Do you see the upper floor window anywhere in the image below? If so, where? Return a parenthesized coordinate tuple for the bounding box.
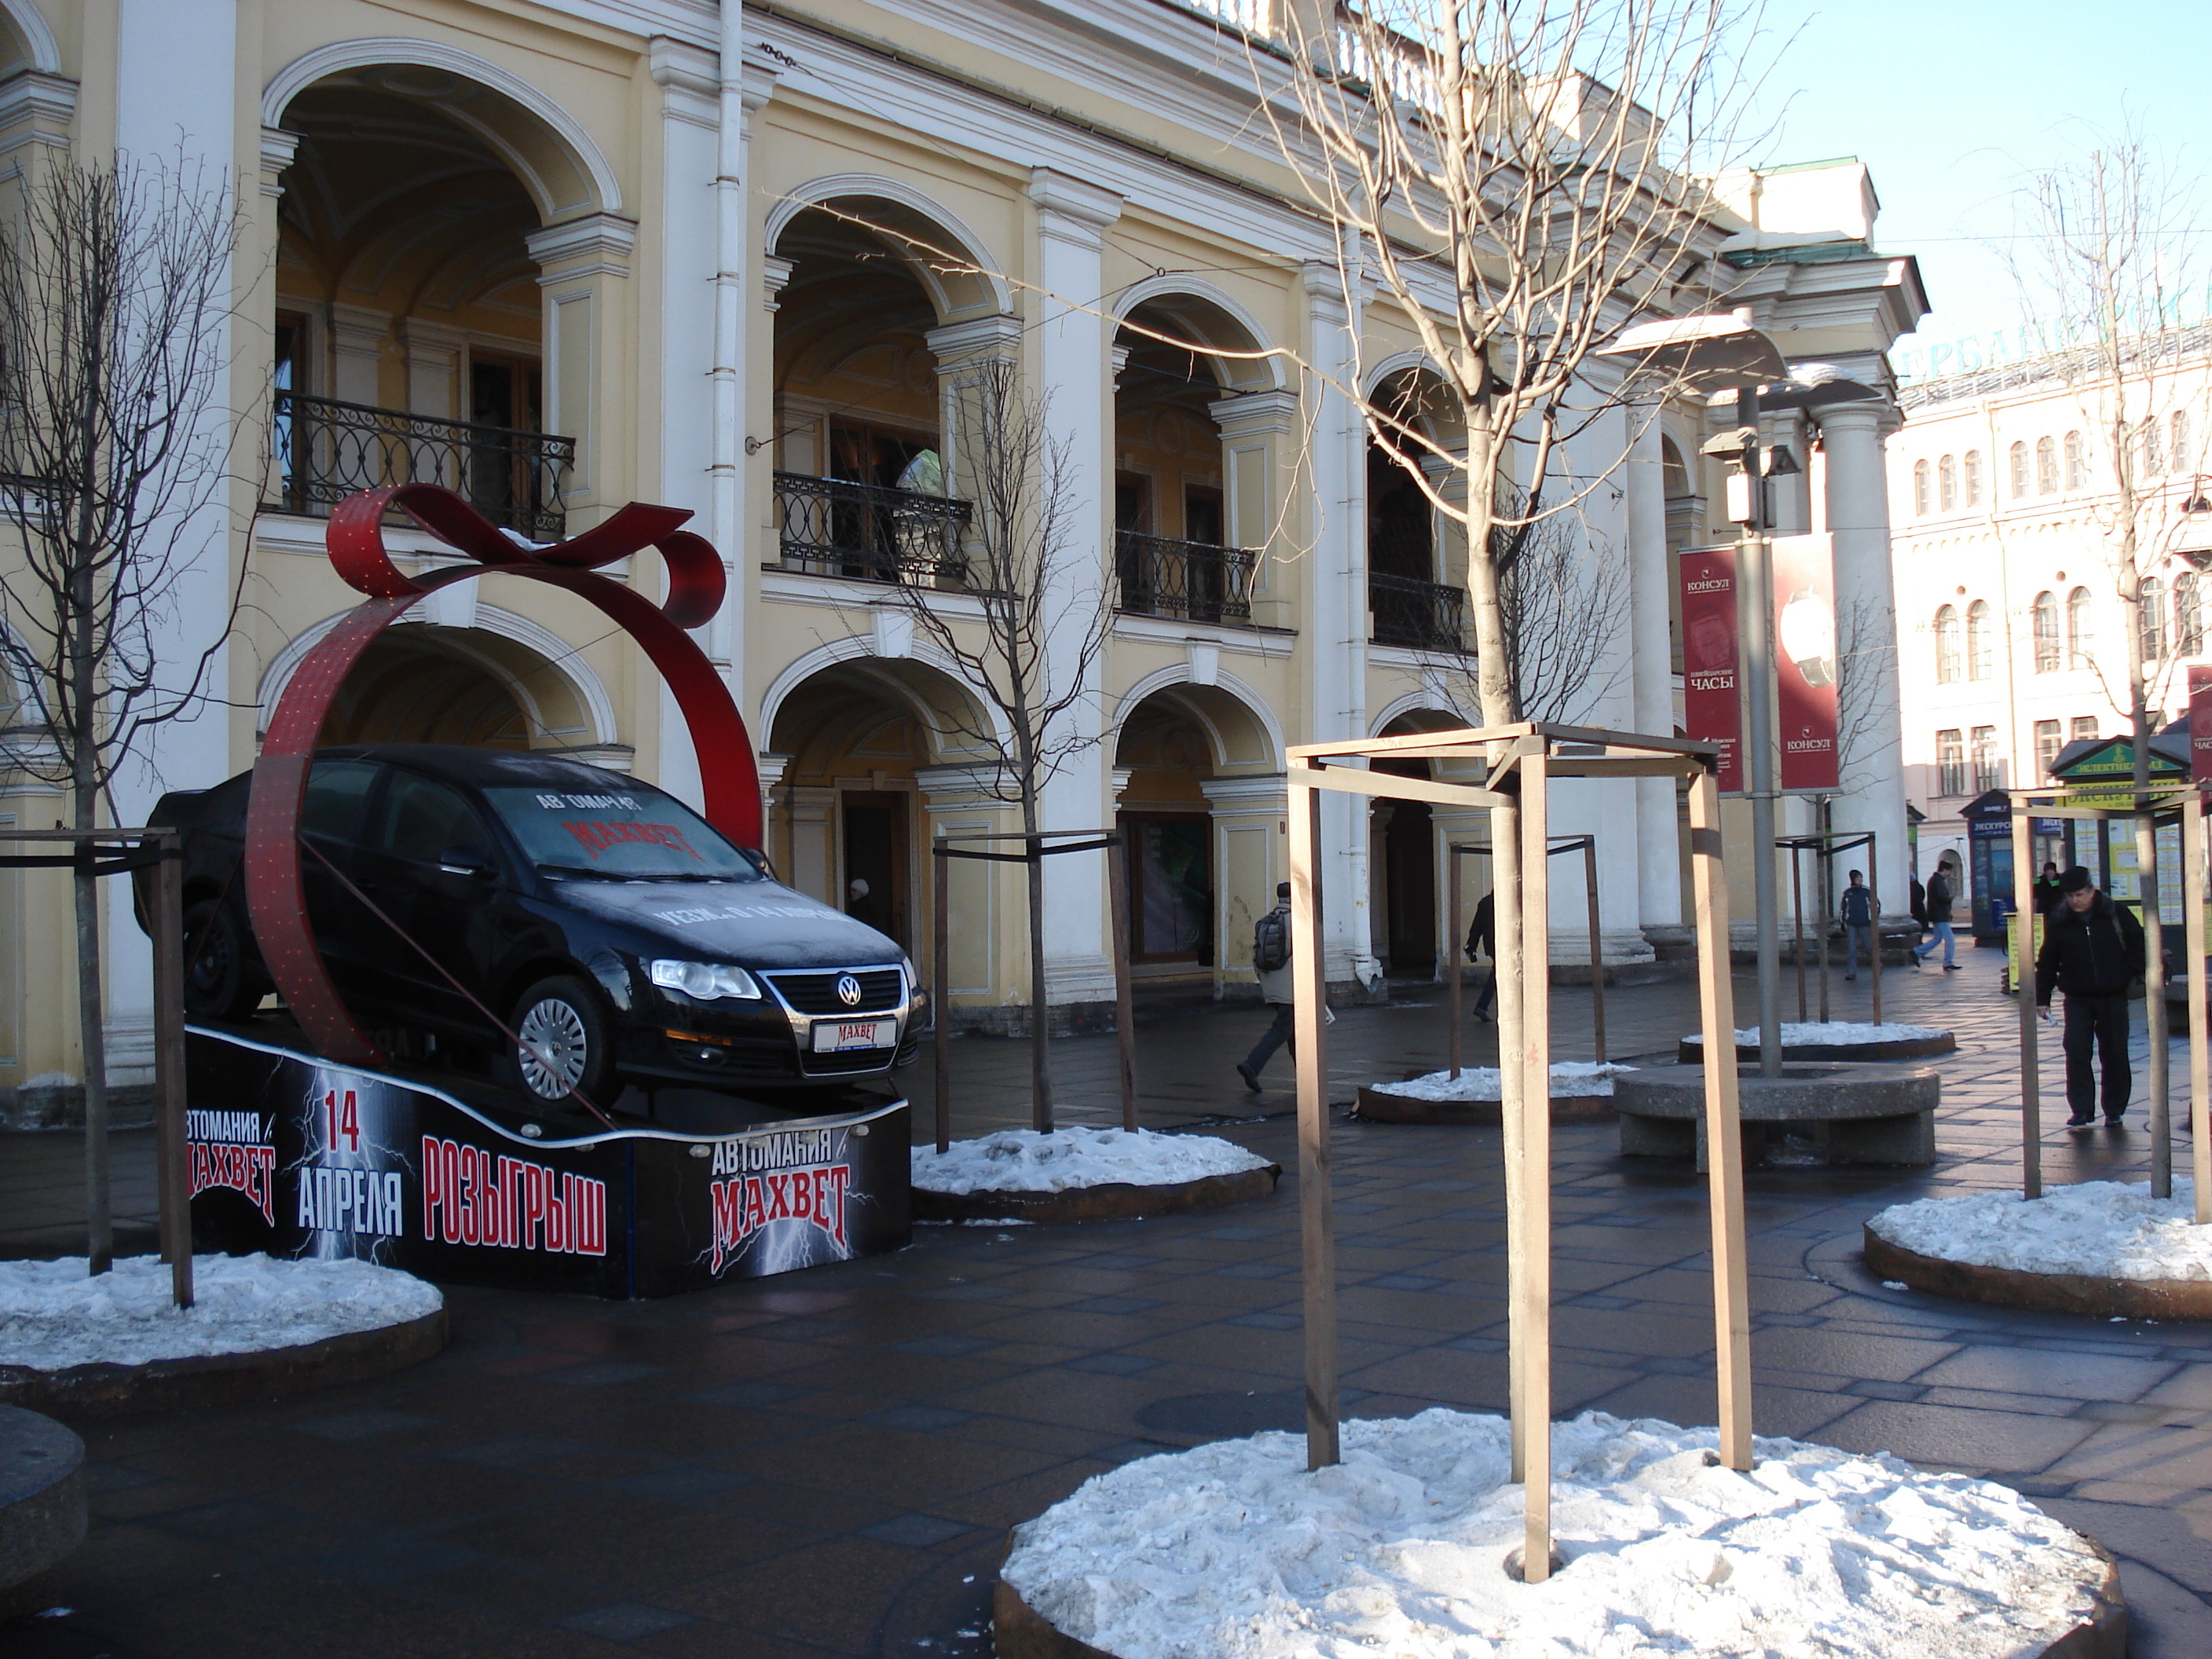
(1972, 724, 2001, 791)
(2034, 718, 2063, 778)
(2141, 417, 2165, 478)
(2174, 409, 2194, 475)
(1963, 449, 1983, 507)
(1912, 459, 1932, 516)
(1938, 454, 1958, 511)
(2067, 585, 2094, 667)
(2071, 714, 2099, 742)
(2031, 590, 2060, 672)
(1936, 728, 1966, 797)
(2036, 436, 2059, 493)
(2064, 430, 2089, 490)
(1966, 599, 1994, 680)
(2141, 575, 2169, 661)
(1934, 603, 1961, 683)
(2177, 570, 2203, 657)
(2009, 441, 2030, 499)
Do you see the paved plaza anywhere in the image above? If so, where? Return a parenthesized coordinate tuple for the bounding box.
(7, 949, 2212, 1657)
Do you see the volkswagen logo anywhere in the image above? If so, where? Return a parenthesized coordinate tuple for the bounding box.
(836, 972, 863, 1008)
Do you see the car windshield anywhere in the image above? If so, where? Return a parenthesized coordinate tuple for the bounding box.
(485, 786, 762, 881)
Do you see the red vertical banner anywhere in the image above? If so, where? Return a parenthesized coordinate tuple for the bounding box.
(1772, 532, 1840, 792)
(1680, 546, 1742, 794)
(2191, 665, 2212, 783)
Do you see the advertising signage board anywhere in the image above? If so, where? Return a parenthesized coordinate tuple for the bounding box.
(1679, 545, 1742, 793)
(1772, 533, 1840, 793)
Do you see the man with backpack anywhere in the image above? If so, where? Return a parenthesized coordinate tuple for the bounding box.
(1914, 860, 1960, 970)
(1837, 870, 1876, 980)
(2034, 866, 2148, 1126)
(1238, 883, 1297, 1090)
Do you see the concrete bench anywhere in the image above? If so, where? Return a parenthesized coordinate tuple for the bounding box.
(1613, 1062, 1940, 1170)
(0, 1406, 83, 1620)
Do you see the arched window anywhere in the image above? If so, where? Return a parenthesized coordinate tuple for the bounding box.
(2175, 410, 2194, 475)
(2067, 585, 2093, 666)
(1966, 599, 1994, 679)
(2036, 436, 2060, 494)
(2009, 441, 2030, 498)
(2141, 418, 2165, 478)
(2064, 430, 2088, 489)
(1934, 604, 1961, 683)
(2141, 576, 2168, 661)
(1963, 449, 1983, 507)
(1912, 459, 1931, 516)
(2176, 571, 2203, 657)
(2031, 590, 2060, 672)
(1938, 454, 1958, 510)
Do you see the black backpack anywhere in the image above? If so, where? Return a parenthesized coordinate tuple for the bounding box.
(1253, 908, 1291, 972)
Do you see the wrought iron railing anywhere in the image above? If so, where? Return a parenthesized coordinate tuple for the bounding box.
(266, 391, 573, 540)
(1370, 571, 1467, 650)
(1115, 531, 1257, 624)
(774, 471, 971, 584)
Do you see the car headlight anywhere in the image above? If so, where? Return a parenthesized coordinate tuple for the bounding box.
(649, 959, 762, 1001)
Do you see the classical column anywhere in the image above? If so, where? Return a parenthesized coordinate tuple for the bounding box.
(1201, 775, 1289, 994)
(328, 305, 388, 408)
(1817, 401, 1906, 917)
(400, 318, 466, 426)
(925, 314, 1025, 496)
(525, 212, 638, 515)
(1027, 168, 1123, 1009)
(1300, 263, 1380, 992)
(916, 764, 1020, 1019)
(1210, 390, 1301, 624)
(1624, 400, 1683, 931)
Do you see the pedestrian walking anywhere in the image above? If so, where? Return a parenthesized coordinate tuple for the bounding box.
(1465, 890, 1496, 1020)
(2032, 861, 2064, 917)
(1909, 875, 1928, 939)
(2034, 866, 2148, 1126)
(1914, 862, 1960, 970)
(1238, 882, 1303, 1090)
(1837, 870, 1875, 980)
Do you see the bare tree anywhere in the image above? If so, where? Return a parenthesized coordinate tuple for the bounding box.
(0, 155, 247, 1270)
(1251, 0, 1763, 727)
(1833, 591, 1895, 797)
(870, 359, 1115, 1130)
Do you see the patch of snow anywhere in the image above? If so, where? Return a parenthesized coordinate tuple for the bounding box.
(21, 1071, 77, 1089)
(1870, 1180, 2212, 1281)
(0, 1254, 442, 1371)
(1373, 1062, 1638, 1102)
(910, 1126, 1269, 1194)
(1684, 1022, 1946, 1046)
(1003, 1409, 2107, 1659)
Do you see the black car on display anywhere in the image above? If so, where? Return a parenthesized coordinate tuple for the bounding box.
(143, 745, 924, 1104)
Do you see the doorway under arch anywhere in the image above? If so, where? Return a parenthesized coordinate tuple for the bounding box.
(309, 624, 607, 755)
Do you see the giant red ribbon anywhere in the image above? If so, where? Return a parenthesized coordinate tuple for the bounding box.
(245, 483, 758, 1067)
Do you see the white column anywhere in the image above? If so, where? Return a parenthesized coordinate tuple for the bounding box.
(1200, 775, 1288, 993)
(1624, 400, 1682, 929)
(1818, 401, 1906, 916)
(1027, 168, 1123, 1007)
(1301, 263, 1380, 991)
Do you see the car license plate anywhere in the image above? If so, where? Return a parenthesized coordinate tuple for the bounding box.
(813, 1017, 896, 1053)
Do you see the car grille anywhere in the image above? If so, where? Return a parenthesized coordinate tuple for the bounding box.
(764, 967, 904, 1015)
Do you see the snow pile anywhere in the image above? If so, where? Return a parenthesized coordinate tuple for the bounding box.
(1684, 1022, 1946, 1047)
(1004, 1410, 2108, 1659)
(1375, 1062, 1639, 1102)
(0, 1254, 442, 1371)
(1870, 1180, 2212, 1281)
(910, 1126, 1269, 1194)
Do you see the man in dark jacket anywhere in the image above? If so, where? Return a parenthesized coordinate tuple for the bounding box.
(1914, 862, 1961, 969)
(2032, 862, 2064, 917)
(1465, 891, 1496, 1020)
(2034, 866, 2148, 1126)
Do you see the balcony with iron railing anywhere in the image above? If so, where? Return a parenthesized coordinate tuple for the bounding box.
(266, 390, 574, 541)
(1115, 531, 1258, 624)
(1369, 571, 1467, 651)
(774, 471, 972, 584)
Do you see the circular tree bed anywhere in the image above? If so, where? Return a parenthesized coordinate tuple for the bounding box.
(0, 1254, 448, 1416)
(994, 1410, 2125, 1659)
(1354, 1063, 1632, 1126)
(1866, 1181, 2212, 1319)
(1678, 1023, 1955, 1065)
(911, 1126, 1280, 1225)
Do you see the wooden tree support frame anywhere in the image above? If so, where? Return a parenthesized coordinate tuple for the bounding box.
(2008, 786, 2210, 1217)
(0, 829, 191, 1306)
(1774, 830, 1883, 1028)
(1447, 837, 1606, 1077)
(1288, 723, 1745, 1585)
(929, 829, 1137, 1153)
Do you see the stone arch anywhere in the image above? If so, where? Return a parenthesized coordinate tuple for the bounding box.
(1112, 279, 1283, 394)
(263, 38, 620, 222)
(765, 175, 1011, 322)
(0, 1, 60, 76)
(758, 636, 1010, 763)
(1368, 696, 1474, 738)
(1110, 666, 1283, 772)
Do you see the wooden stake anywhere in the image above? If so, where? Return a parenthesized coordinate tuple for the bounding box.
(2013, 807, 2041, 1200)
(933, 841, 951, 1155)
(1790, 844, 1807, 1022)
(152, 837, 192, 1309)
(1516, 754, 1554, 1583)
(2186, 794, 2211, 1225)
(2138, 810, 2172, 1200)
(1288, 781, 1338, 1470)
(1688, 769, 1751, 1471)
(1448, 844, 1464, 1079)
(1869, 833, 1883, 1027)
(1582, 838, 1606, 1064)
(1491, 794, 1526, 1484)
(1108, 833, 1138, 1132)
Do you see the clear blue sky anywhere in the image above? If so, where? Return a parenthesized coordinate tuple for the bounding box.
(1758, 0, 2212, 370)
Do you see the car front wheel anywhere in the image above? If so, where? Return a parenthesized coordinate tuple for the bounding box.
(182, 900, 266, 1022)
(508, 975, 616, 1105)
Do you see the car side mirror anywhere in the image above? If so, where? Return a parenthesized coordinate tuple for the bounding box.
(438, 844, 496, 881)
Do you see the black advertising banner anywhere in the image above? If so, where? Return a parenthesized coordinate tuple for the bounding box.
(1772, 533, 1840, 793)
(187, 1026, 910, 1298)
(1679, 545, 1742, 793)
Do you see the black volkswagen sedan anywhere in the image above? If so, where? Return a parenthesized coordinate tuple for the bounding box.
(145, 746, 925, 1104)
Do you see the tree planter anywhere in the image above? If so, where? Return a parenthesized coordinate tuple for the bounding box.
(1864, 1228, 2212, 1319)
(914, 1166, 1280, 1225)
(1678, 1025, 1955, 1065)
(1353, 1085, 1616, 1126)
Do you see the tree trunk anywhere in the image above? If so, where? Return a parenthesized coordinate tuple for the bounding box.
(1022, 789, 1053, 1132)
(75, 782, 111, 1275)
(1463, 424, 1520, 728)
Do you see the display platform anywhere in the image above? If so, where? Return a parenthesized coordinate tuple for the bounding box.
(185, 1022, 910, 1298)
